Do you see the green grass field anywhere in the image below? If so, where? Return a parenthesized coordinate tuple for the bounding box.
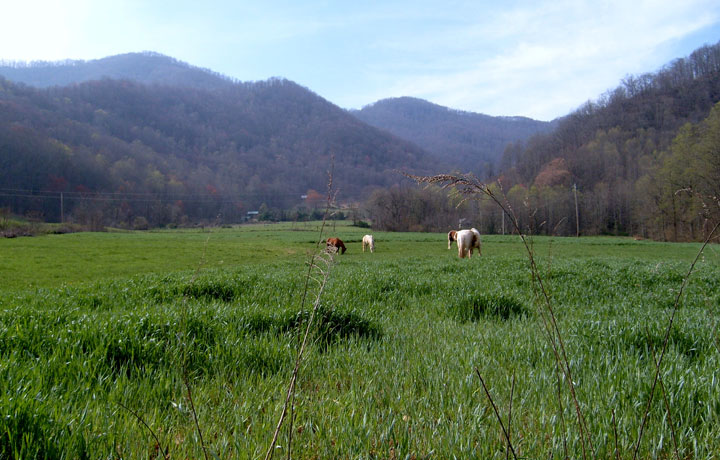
(1, 222, 719, 458)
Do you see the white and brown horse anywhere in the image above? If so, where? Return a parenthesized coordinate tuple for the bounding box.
(455, 228, 482, 259)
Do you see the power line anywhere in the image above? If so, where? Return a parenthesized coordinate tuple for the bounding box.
(0, 192, 247, 204)
(0, 187, 302, 199)
(0, 187, 308, 207)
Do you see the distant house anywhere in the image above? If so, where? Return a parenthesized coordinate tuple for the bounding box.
(246, 211, 259, 221)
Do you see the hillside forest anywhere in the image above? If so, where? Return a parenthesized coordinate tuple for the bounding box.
(1, 43, 720, 241)
(367, 41, 720, 241)
(0, 75, 438, 228)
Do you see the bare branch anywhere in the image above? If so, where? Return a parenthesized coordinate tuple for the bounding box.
(475, 368, 518, 460)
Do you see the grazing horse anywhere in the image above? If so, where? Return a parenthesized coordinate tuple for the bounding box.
(447, 230, 458, 249)
(326, 237, 347, 254)
(455, 228, 482, 259)
(362, 234, 375, 253)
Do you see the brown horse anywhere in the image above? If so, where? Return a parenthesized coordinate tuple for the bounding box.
(326, 237, 347, 254)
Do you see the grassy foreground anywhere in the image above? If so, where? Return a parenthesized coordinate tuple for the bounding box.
(1, 222, 719, 458)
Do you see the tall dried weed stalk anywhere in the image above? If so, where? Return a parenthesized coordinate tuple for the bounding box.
(264, 157, 339, 460)
(406, 171, 593, 458)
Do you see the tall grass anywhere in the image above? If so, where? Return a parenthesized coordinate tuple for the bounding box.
(408, 172, 720, 460)
(1, 226, 719, 458)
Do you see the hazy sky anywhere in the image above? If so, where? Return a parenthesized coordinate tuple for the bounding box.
(2, 1, 719, 120)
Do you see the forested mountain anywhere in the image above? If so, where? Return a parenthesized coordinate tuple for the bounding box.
(491, 41, 720, 240)
(364, 42, 720, 241)
(0, 75, 438, 227)
(352, 97, 553, 177)
(4, 43, 720, 240)
(0, 52, 235, 90)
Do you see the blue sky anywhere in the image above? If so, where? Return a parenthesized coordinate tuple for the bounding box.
(2, 1, 719, 120)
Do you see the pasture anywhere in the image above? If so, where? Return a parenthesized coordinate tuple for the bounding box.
(1, 222, 719, 459)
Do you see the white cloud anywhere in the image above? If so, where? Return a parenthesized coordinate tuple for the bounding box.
(352, 0, 720, 119)
(1, 1, 88, 61)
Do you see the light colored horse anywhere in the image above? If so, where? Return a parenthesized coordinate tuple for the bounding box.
(456, 228, 482, 258)
(362, 234, 375, 253)
(447, 230, 458, 249)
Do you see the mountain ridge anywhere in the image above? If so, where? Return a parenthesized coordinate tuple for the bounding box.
(0, 51, 237, 90)
(352, 96, 554, 177)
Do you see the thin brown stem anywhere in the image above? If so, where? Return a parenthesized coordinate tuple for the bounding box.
(266, 159, 337, 460)
(184, 368, 209, 460)
(475, 368, 518, 460)
(633, 219, 720, 460)
(286, 390, 297, 460)
(116, 401, 169, 459)
(264, 255, 333, 460)
(645, 328, 680, 460)
(612, 409, 620, 460)
(507, 371, 516, 460)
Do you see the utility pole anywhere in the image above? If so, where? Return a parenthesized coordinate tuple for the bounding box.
(60, 192, 64, 223)
(573, 184, 579, 237)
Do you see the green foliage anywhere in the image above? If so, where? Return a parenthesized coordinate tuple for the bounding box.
(652, 102, 720, 237)
(0, 395, 90, 460)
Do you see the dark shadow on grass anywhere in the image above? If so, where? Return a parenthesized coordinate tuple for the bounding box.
(279, 307, 383, 350)
(450, 294, 529, 322)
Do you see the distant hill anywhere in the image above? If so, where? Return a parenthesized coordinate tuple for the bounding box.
(0, 52, 235, 90)
(0, 73, 439, 227)
(351, 97, 554, 177)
